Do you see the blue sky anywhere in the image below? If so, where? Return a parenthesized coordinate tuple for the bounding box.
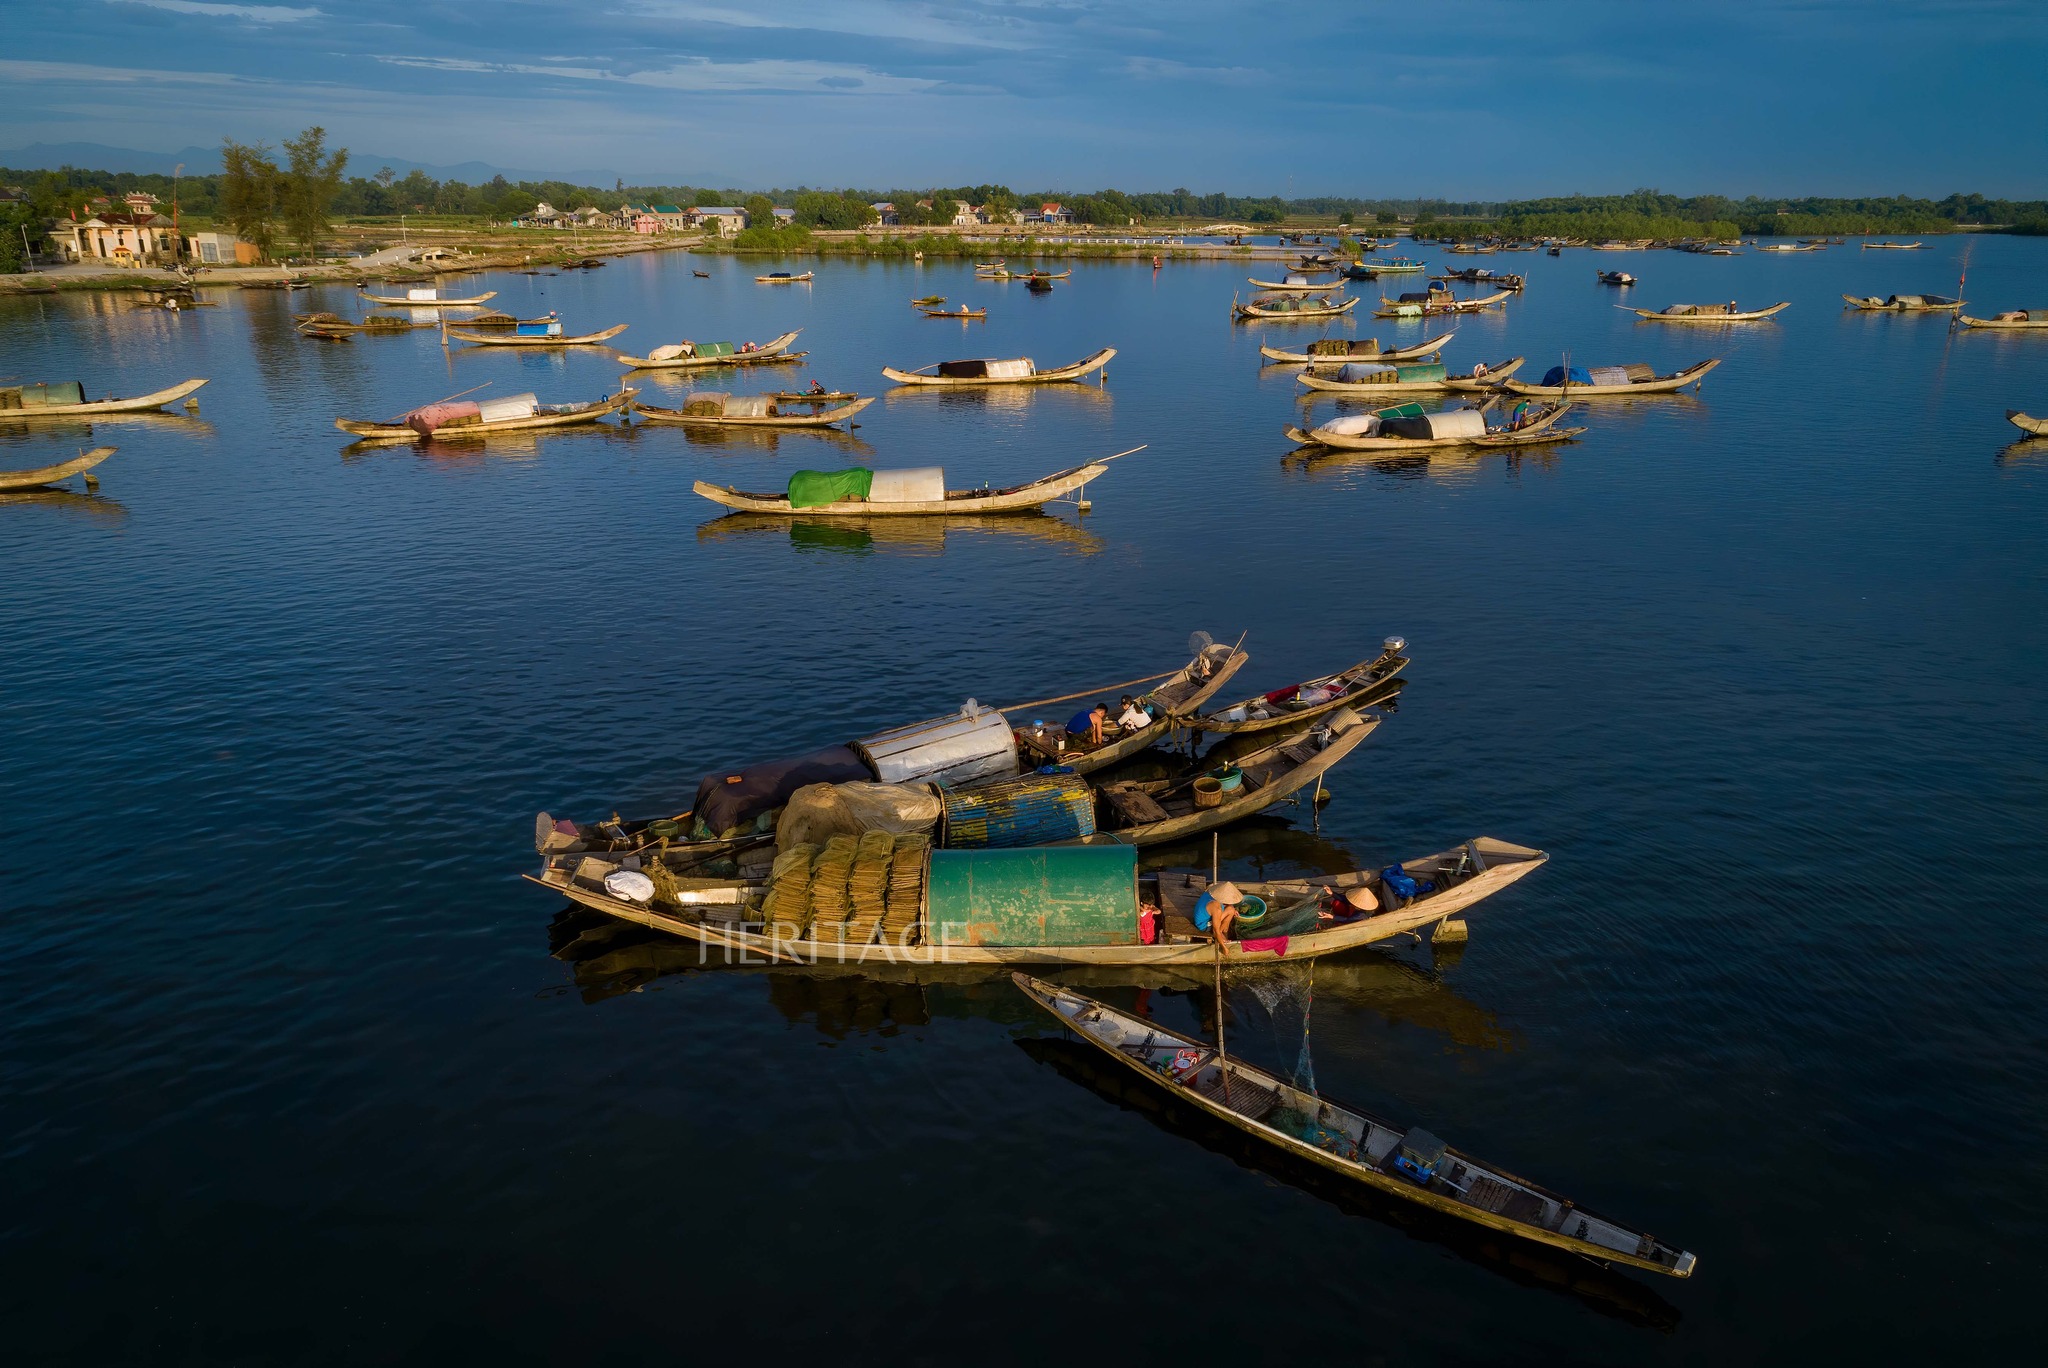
(4, 0, 2044, 195)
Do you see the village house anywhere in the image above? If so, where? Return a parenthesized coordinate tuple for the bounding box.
(50, 210, 179, 265)
(185, 230, 260, 265)
(1040, 202, 1075, 225)
(618, 202, 660, 234)
(691, 206, 747, 236)
(870, 202, 898, 225)
(952, 202, 986, 227)
(653, 204, 693, 231)
(772, 207, 796, 227)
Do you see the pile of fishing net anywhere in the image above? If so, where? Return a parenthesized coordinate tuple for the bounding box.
(759, 832, 932, 948)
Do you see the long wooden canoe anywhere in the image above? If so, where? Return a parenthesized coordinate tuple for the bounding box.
(1007, 640, 1251, 775)
(293, 312, 434, 333)
(1861, 241, 1923, 249)
(755, 271, 814, 284)
(1299, 357, 1522, 396)
(1629, 302, 1789, 323)
(920, 306, 988, 319)
(1248, 276, 1338, 292)
(1757, 242, 1826, 252)
(977, 267, 1071, 280)
(617, 331, 804, 370)
(359, 289, 498, 306)
(1502, 358, 1720, 398)
(445, 323, 629, 347)
(1260, 332, 1454, 364)
(633, 396, 874, 428)
(1287, 403, 1583, 452)
(1960, 313, 2048, 330)
(1012, 972, 1697, 1277)
(528, 835, 1546, 968)
(883, 348, 1115, 386)
(694, 457, 1110, 514)
(0, 446, 114, 491)
(1185, 646, 1409, 735)
(1374, 289, 1511, 317)
(335, 389, 636, 442)
(0, 378, 208, 417)
(1843, 294, 1963, 312)
(2009, 412, 2048, 436)
(1233, 294, 1357, 321)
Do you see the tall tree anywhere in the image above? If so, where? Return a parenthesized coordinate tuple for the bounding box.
(281, 125, 348, 256)
(219, 138, 281, 259)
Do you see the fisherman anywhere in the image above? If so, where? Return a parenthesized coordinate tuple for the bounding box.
(1117, 695, 1152, 732)
(1318, 885, 1381, 924)
(1065, 702, 1108, 747)
(1193, 880, 1244, 936)
(808, 378, 828, 395)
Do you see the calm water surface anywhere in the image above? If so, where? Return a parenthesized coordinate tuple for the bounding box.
(4, 239, 2046, 1364)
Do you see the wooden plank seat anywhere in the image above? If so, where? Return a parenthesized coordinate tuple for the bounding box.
(1102, 783, 1171, 825)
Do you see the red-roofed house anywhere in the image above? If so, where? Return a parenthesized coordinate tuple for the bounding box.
(1040, 202, 1074, 224)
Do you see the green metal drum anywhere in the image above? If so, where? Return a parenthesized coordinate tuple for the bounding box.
(923, 845, 1139, 948)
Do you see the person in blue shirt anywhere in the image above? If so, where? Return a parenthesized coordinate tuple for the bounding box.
(1065, 703, 1108, 748)
(1193, 881, 1244, 935)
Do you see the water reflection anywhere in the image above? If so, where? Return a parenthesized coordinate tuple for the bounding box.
(667, 424, 877, 459)
(0, 412, 214, 444)
(881, 383, 1113, 415)
(0, 488, 129, 521)
(695, 510, 1103, 557)
(340, 421, 641, 462)
(1016, 1036, 1679, 1330)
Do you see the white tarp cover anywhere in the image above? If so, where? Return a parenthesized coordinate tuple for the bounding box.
(724, 395, 772, 417)
(1425, 409, 1488, 440)
(869, 467, 946, 503)
(985, 358, 1034, 379)
(854, 703, 1019, 787)
(406, 287, 439, 302)
(1588, 367, 1632, 387)
(775, 781, 943, 851)
(648, 343, 688, 361)
(604, 869, 656, 903)
(1322, 414, 1382, 437)
(477, 393, 540, 423)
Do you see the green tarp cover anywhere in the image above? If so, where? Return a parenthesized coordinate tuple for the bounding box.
(787, 467, 873, 508)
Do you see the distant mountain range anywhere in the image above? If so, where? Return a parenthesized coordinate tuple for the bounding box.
(0, 142, 746, 189)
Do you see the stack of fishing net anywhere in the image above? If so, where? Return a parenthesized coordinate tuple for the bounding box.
(841, 830, 896, 946)
(880, 834, 928, 946)
(806, 836, 858, 946)
(759, 843, 816, 940)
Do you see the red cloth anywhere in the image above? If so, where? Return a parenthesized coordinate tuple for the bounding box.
(1263, 685, 1301, 705)
(1239, 935, 1289, 956)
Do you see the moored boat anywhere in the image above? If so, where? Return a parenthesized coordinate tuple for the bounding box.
(1008, 636, 1250, 775)
(693, 448, 1134, 514)
(617, 330, 804, 370)
(1182, 641, 1409, 735)
(1248, 274, 1336, 292)
(632, 394, 874, 428)
(1233, 292, 1356, 321)
(0, 378, 209, 417)
(755, 271, 815, 284)
(1597, 271, 1636, 286)
(1960, 311, 2048, 330)
(293, 312, 433, 334)
(1259, 332, 1454, 364)
(882, 348, 1115, 386)
(334, 388, 636, 442)
(444, 321, 629, 347)
(2009, 412, 2048, 436)
(1861, 240, 1924, 249)
(1298, 357, 1523, 396)
(1502, 358, 1719, 397)
(1286, 401, 1582, 451)
(359, 287, 498, 306)
(1011, 973, 1696, 1277)
(1375, 288, 1511, 318)
(0, 446, 115, 491)
(920, 305, 988, 318)
(1629, 301, 1789, 323)
(1842, 293, 1963, 312)
(1363, 256, 1426, 273)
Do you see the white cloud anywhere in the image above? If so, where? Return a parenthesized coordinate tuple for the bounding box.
(0, 58, 247, 85)
(117, 1, 324, 20)
(1123, 56, 1264, 85)
(619, 1, 1033, 50)
(375, 54, 952, 96)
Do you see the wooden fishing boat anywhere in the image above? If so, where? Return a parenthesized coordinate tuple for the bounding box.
(882, 348, 1115, 386)
(617, 331, 804, 370)
(1184, 643, 1408, 736)
(766, 389, 861, 403)
(1233, 293, 1356, 321)
(755, 271, 814, 284)
(445, 311, 559, 329)
(1629, 301, 1789, 323)
(292, 312, 433, 333)
(1862, 241, 1924, 249)
(1363, 257, 1426, 273)
(334, 388, 636, 443)
(1597, 271, 1637, 286)
(359, 288, 498, 306)
(920, 306, 987, 319)
(1502, 358, 1719, 398)
(1960, 311, 2048, 330)
(0, 378, 208, 417)
(1298, 358, 1522, 396)
(0, 446, 114, 491)
(1259, 332, 1454, 364)
(2009, 412, 2048, 436)
(1012, 973, 1696, 1277)
(1374, 289, 1510, 318)
(1286, 402, 1583, 452)
(633, 395, 874, 428)
(529, 833, 1546, 967)
(445, 322, 629, 347)
(978, 267, 1071, 280)
(1843, 293, 1963, 312)
(693, 453, 1118, 515)
(1248, 275, 1337, 292)
(1432, 269, 1523, 290)
(1009, 638, 1251, 775)
(1757, 242, 1825, 252)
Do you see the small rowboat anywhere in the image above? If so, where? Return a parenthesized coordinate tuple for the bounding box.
(334, 389, 636, 443)
(978, 267, 1071, 280)
(1363, 257, 1426, 273)
(1628, 301, 1789, 323)
(293, 313, 433, 334)
(1247, 275, 1335, 292)
(1012, 972, 1696, 1278)
(693, 454, 1116, 515)
(2009, 412, 2048, 436)
(921, 306, 987, 319)
(1842, 293, 1963, 312)
(617, 331, 804, 370)
(1374, 289, 1510, 318)
(1185, 643, 1409, 736)
(883, 347, 1115, 387)
(633, 396, 875, 428)
(1432, 269, 1523, 290)
(1287, 402, 1582, 452)
(1597, 271, 1636, 286)
(1233, 293, 1356, 321)
(1961, 311, 2048, 330)
(1757, 242, 1826, 252)
(0, 446, 114, 491)
(446, 311, 559, 329)
(1862, 240, 1924, 249)
(445, 322, 628, 347)
(1502, 358, 1719, 398)
(766, 390, 861, 403)
(359, 289, 498, 306)
(1259, 332, 1454, 364)
(1009, 638, 1250, 775)
(1299, 357, 1522, 396)
(0, 378, 208, 417)
(756, 271, 814, 284)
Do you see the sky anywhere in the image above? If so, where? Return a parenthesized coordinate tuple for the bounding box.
(3, 0, 2045, 197)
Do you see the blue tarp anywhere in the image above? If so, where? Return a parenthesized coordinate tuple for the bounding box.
(1540, 366, 1593, 387)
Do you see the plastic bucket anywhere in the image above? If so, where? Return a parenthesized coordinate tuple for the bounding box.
(1211, 765, 1244, 793)
(1231, 894, 1271, 927)
(1193, 777, 1224, 809)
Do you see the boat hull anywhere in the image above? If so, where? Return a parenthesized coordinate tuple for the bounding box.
(883, 348, 1115, 386)
(633, 397, 874, 428)
(1, 378, 208, 417)
(693, 460, 1109, 515)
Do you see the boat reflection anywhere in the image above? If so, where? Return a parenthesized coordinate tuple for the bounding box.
(882, 382, 1112, 415)
(0, 412, 214, 442)
(695, 510, 1103, 557)
(340, 419, 640, 461)
(667, 424, 877, 459)
(1282, 443, 1572, 484)
(0, 488, 130, 520)
(1016, 1036, 1680, 1331)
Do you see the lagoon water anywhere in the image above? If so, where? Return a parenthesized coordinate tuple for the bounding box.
(4, 238, 2047, 1363)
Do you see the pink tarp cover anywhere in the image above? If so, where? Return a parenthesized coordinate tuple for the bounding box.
(404, 401, 481, 435)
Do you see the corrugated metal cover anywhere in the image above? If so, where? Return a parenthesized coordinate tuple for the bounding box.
(854, 706, 1018, 788)
(941, 771, 1095, 848)
(924, 845, 1138, 947)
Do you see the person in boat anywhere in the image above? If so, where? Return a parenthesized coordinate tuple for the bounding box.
(740, 340, 758, 353)
(1065, 703, 1108, 748)
(1318, 885, 1381, 924)
(1509, 400, 1535, 429)
(1117, 695, 1151, 731)
(1193, 881, 1244, 935)
(808, 379, 828, 395)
